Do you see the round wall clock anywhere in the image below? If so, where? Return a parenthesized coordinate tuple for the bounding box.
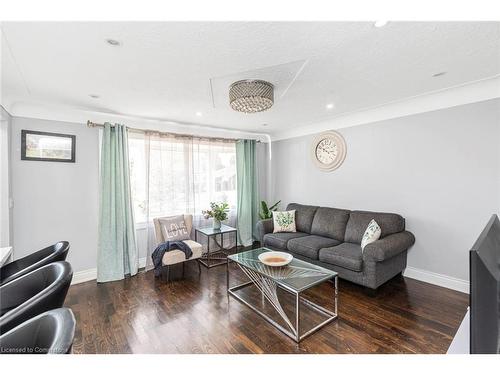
(311, 130, 347, 172)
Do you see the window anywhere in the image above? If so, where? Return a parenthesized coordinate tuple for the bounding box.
(128, 132, 237, 224)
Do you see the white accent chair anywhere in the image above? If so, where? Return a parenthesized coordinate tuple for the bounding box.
(153, 214, 204, 281)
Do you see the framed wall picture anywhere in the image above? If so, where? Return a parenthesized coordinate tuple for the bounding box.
(21, 130, 76, 162)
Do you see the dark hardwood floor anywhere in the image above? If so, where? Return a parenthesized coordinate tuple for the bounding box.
(65, 260, 468, 354)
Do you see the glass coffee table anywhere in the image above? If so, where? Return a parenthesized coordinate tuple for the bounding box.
(227, 248, 338, 342)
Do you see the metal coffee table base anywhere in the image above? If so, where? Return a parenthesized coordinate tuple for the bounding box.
(227, 261, 338, 343)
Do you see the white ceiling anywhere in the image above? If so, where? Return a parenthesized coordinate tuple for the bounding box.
(2, 22, 500, 136)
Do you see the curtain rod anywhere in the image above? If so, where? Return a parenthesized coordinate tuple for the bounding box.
(87, 120, 260, 143)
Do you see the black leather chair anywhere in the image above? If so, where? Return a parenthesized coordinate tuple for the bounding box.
(0, 308, 76, 354)
(0, 241, 70, 285)
(0, 261, 73, 334)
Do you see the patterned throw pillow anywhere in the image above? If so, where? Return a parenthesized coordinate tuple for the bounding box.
(159, 215, 190, 242)
(272, 210, 297, 233)
(361, 219, 381, 251)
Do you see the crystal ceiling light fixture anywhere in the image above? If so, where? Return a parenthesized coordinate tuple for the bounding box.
(229, 80, 274, 113)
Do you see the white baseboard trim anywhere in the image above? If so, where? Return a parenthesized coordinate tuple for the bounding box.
(71, 257, 147, 285)
(71, 268, 97, 285)
(403, 266, 469, 294)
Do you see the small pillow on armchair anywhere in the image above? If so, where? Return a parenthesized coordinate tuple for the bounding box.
(159, 215, 190, 242)
(361, 219, 381, 251)
(272, 210, 297, 233)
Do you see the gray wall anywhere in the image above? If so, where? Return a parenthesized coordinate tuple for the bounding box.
(256, 141, 270, 203)
(271, 99, 500, 282)
(11, 117, 99, 272)
(10, 99, 498, 280)
(9, 116, 270, 274)
(0, 106, 13, 246)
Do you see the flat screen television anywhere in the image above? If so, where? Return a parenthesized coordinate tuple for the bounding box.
(470, 214, 500, 354)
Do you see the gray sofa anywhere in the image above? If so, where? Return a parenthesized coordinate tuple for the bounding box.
(256, 203, 415, 289)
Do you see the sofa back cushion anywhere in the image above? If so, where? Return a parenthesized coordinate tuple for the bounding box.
(310, 207, 351, 241)
(345, 210, 405, 244)
(286, 203, 319, 233)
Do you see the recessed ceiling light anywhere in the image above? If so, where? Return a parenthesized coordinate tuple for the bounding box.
(106, 39, 121, 46)
(89, 94, 100, 99)
(374, 21, 389, 28)
(195, 112, 203, 117)
(432, 72, 447, 77)
(326, 103, 335, 110)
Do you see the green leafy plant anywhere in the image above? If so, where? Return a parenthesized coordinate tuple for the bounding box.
(259, 200, 281, 220)
(202, 202, 229, 221)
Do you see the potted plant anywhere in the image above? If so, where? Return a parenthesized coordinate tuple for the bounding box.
(259, 200, 281, 220)
(202, 202, 229, 230)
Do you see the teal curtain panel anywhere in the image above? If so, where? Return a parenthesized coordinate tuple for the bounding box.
(97, 123, 138, 282)
(236, 139, 259, 247)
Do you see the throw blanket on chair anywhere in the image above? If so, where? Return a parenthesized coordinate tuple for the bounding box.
(151, 241, 193, 277)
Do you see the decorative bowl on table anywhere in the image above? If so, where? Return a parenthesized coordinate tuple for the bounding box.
(258, 251, 293, 267)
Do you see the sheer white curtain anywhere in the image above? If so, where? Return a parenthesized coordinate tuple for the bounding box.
(128, 131, 237, 270)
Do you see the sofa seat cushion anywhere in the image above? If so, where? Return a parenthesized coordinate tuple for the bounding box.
(263, 232, 309, 250)
(319, 243, 363, 272)
(162, 240, 203, 266)
(287, 235, 341, 260)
